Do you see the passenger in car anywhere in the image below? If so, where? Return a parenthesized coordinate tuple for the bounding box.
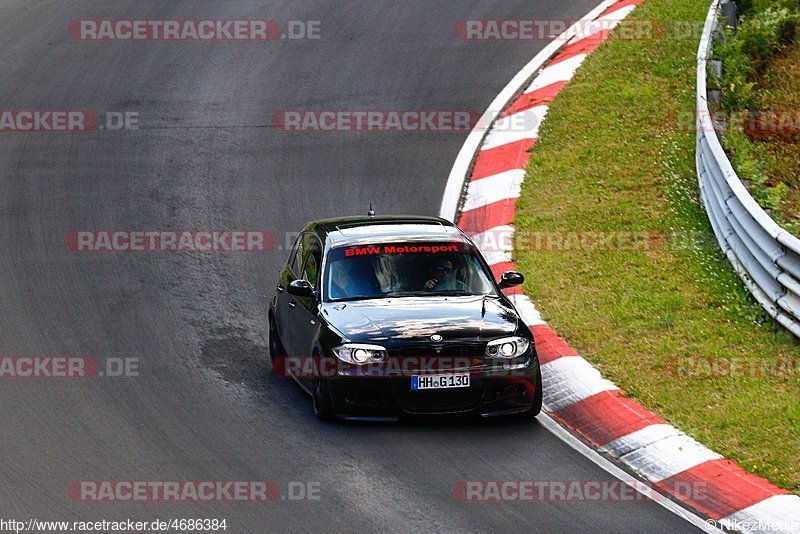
(329, 260, 379, 299)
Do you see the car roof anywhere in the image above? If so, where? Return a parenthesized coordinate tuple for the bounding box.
(303, 215, 470, 249)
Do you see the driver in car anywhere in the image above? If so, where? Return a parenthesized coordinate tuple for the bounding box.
(424, 258, 469, 292)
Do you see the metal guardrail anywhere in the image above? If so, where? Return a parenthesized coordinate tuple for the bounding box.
(697, 0, 800, 338)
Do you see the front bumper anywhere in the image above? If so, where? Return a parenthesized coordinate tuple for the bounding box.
(326, 358, 540, 419)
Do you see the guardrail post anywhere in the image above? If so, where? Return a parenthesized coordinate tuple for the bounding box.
(720, 0, 738, 29)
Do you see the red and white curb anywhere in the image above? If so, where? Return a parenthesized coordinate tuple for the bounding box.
(440, 0, 800, 532)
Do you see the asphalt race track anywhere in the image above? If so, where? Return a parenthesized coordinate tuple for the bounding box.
(0, 1, 701, 532)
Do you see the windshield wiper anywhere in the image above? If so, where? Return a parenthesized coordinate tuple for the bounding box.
(382, 290, 465, 298)
(330, 295, 379, 302)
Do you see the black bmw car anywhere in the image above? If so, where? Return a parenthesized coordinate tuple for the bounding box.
(268, 215, 542, 421)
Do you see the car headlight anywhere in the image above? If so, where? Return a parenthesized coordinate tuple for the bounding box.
(332, 344, 387, 365)
(486, 336, 530, 359)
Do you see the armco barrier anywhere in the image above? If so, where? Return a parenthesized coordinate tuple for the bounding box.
(697, 0, 800, 338)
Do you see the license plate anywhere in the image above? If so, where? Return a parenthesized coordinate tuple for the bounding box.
(411, 373, 470, 390)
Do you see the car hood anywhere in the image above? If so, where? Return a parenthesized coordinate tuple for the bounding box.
(321, 295, 518, 344)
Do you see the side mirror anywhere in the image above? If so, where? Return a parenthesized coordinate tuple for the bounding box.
(497, 271, 525, 289)
(287, 279, 315, 298)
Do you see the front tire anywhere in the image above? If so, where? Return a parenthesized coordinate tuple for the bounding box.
(523, 367, 543, 419)
(312, 378, 335, 421)
(268, 314, 284, 374)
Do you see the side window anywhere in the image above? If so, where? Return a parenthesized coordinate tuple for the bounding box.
(289, 235, 304, 275)
(300, 234, 322, 289)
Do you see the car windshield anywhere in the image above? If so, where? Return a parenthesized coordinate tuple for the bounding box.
(324, 241, 497, 301)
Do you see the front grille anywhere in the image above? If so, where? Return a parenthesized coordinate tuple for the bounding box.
(388, 343, 485, 358)
(386, 344, 484, 374)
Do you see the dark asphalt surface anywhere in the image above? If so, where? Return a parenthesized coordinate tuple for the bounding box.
(0, 1, 700, 532)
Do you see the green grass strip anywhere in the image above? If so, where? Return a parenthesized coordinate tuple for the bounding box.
(514, 0, 800, 492)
